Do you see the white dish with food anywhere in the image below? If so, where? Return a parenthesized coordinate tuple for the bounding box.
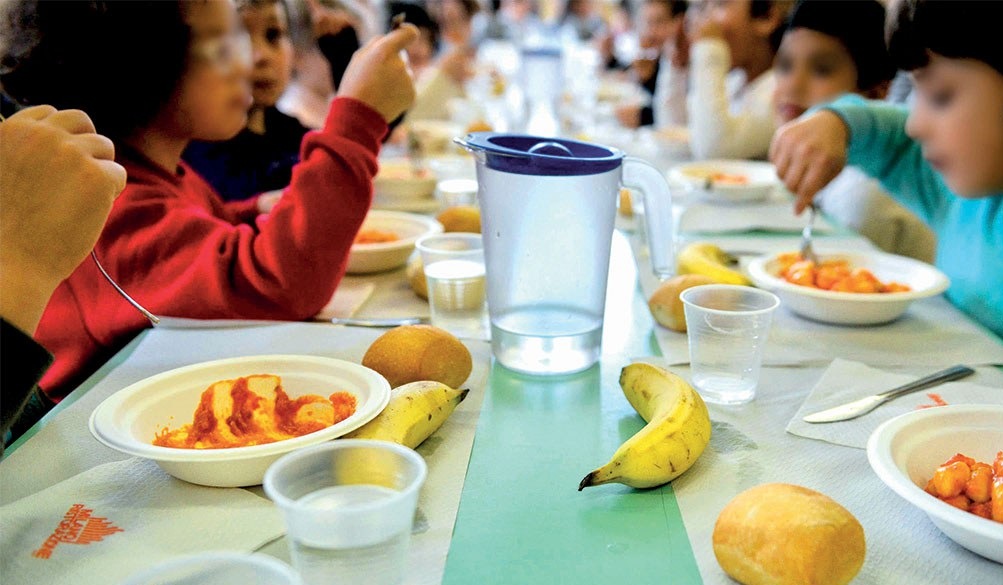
(89, 355, 391, 487)
(746, 249, 949, 325)
(347, 210, 443, 274)
(670, 160, 779, 203)
(867, 405, 1003, 563)
(374, 158, 437, 204)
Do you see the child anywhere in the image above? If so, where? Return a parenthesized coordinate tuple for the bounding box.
(614, 0, 688, 129)
(0, 0, 418, 399)
(772, 0, 935, 261)
(770, 0, 1003, 337)
(183, 0, 308, 201)
(685, 0, 791, 159)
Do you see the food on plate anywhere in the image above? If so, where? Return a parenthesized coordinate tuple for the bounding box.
(153, 374, 356, 449)
(435, 205, 481, 233)
(775, 252, 911, 293)
(465, 119, 493, 133)
(406, 254, 428, 299)
(344, 380, 469, 448)
(923, 451, 1003, 522)
(685, 170, 749, 186)
(713, 483, 865, 585)
(579, 362, 711, 490)
(618, 188, 633, 218)
(354, 229, 400, 245)
(677, 242, 752, 285)
(362, 324, 472, 388)
(648, 274, 716, 332)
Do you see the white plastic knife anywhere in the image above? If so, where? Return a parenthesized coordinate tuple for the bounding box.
(801, 365, 976, 423)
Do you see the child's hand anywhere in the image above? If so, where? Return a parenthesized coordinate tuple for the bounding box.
(336, 24, 419, 123)
(770, 110, 850, 213)
(306, 0, 357, 38)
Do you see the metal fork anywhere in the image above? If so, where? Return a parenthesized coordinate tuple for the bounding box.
(799, 204, 819, 263)
(91, 252, 160, 325)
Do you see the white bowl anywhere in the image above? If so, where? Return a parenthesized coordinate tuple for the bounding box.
(89, 355, 391, 487)
(347, 210, 443, 274)
(670, 160, 778, 203)
(746, 249, 950, 325)
(374, 159, 437, 203)
(408, 120, 465, 154)
(867, 405, 1003, 563)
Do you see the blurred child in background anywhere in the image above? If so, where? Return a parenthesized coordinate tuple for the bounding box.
(183, 0, 307, 201)
(772, 0, 935, 261)
(0, 0, 418, 400)
(686, 0, 791, 159)
(770, 0, 1003, 337)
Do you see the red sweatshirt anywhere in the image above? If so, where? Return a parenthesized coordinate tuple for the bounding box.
(35, 98, 387, 399)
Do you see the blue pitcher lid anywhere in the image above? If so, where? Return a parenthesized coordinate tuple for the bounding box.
(459, 133, 624, 177)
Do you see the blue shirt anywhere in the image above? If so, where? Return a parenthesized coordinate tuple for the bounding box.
(823, 94, 1003, 339)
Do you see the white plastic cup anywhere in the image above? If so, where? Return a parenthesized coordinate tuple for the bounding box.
(680, 284, 780, 405)
(263, 440, 427, 585)
(436, 178, 479, 208)
(120, 552, 301, 585)
(416, 233, 489, 340)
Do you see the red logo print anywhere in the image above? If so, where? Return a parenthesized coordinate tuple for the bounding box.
(916, 393, 949, 410)
(32, 503, 124, 559)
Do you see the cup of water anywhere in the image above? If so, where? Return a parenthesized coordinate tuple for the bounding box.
(263, 441, 427, 585)
(416, 233, 489, 340)
(680, 284, 779, 405)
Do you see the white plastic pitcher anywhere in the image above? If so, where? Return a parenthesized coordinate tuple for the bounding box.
(455, 133, 672, 375)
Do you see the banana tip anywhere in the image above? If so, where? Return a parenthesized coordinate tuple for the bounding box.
(458, 388, 470, 402)
(578, 471, 596, 491)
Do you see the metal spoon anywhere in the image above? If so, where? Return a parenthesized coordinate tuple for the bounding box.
(92, 251, 160, 325)
(799, 204, 819, 264)
(329, 316, 429, 327)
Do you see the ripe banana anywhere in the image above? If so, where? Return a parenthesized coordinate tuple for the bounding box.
(344, 381, 468, 449)
(579, 362, 712, 490)
(676, 242, 752, 286)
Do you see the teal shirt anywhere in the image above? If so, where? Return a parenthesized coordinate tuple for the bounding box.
(821, 94, 1003, 339)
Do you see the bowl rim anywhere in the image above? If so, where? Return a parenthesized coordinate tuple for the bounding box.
(352, 210, 444, 252)
(88, 354, 391, 463)
(374, 159, 438, 184)
(670, 159, 778, 190)
(866, 404, 1003, 540)
(747, 249, 950, 302)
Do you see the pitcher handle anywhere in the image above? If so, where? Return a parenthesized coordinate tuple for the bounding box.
(622, 157, 674, 279)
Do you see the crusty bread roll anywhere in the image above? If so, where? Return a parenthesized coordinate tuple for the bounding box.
(713, 483, 865, 585)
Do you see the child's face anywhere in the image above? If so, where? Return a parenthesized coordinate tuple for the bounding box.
(406, 29, 436, 73)
(906, 54, 1003, 196)
(170, 0, 253, 142)
(638, 3, 681, 51)
(773, 28, 858, 126)
(693, 0, 774, 70)
(241, 2, 294, 109)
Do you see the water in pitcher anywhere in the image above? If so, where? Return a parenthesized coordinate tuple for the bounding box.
(289, 485, 410, 585)
(491, 305, 603, 375)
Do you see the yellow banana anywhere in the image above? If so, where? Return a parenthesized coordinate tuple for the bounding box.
(344, 381, 468, 449)
(579, 363, 712, 490)
(676, 242, 752, 286)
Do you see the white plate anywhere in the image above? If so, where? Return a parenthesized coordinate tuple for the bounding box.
(670, 160, 779, 203)
(867, 405, 1003, 563)
(348, 210, 443, 274)
(747, 249, 950, 325)
(89, 355, 391, 487)
(371, 197, 443, 213)
(374, 158, 437, 202)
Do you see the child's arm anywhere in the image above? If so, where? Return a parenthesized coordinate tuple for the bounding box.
(686, 39, 775, 159)
(652, 57, 687, 129)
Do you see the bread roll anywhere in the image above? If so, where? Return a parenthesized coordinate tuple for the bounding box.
(713, 483, 865, 585)
(362, 324, 472, 389)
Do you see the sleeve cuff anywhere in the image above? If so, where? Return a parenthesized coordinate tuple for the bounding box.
(690, 38, 730, 73)
(322, 97, 390, 151)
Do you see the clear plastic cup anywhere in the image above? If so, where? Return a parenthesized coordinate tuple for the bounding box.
(121, 552, 301, 585)
(680, 284, 780, 405)
(263, 440, 427, 585)
(416, 233, 489, 340)
(436, 178, 478, 208)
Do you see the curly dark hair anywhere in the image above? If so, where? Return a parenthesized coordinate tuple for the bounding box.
(887, 0, 1003, 76)
(0, 0, 191, 139)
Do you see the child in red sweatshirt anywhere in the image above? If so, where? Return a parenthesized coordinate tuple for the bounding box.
(0, 0, 418, 399)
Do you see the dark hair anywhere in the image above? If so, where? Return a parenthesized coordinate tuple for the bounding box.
(0, 1, 190, 139)
(888, 0, 1003, 76)
(751, 0, 792, 52)
(786, 0, 895, 91)
(388, 2, 439, 47)
(643, 0, 688, 18)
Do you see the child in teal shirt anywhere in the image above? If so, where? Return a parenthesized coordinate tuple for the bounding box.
(769, 0, 1003, 338)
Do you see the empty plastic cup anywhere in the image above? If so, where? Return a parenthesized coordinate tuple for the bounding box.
(680, 284, 780, 405)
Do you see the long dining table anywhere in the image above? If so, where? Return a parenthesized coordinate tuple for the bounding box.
(3, 172, 1003, 585)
